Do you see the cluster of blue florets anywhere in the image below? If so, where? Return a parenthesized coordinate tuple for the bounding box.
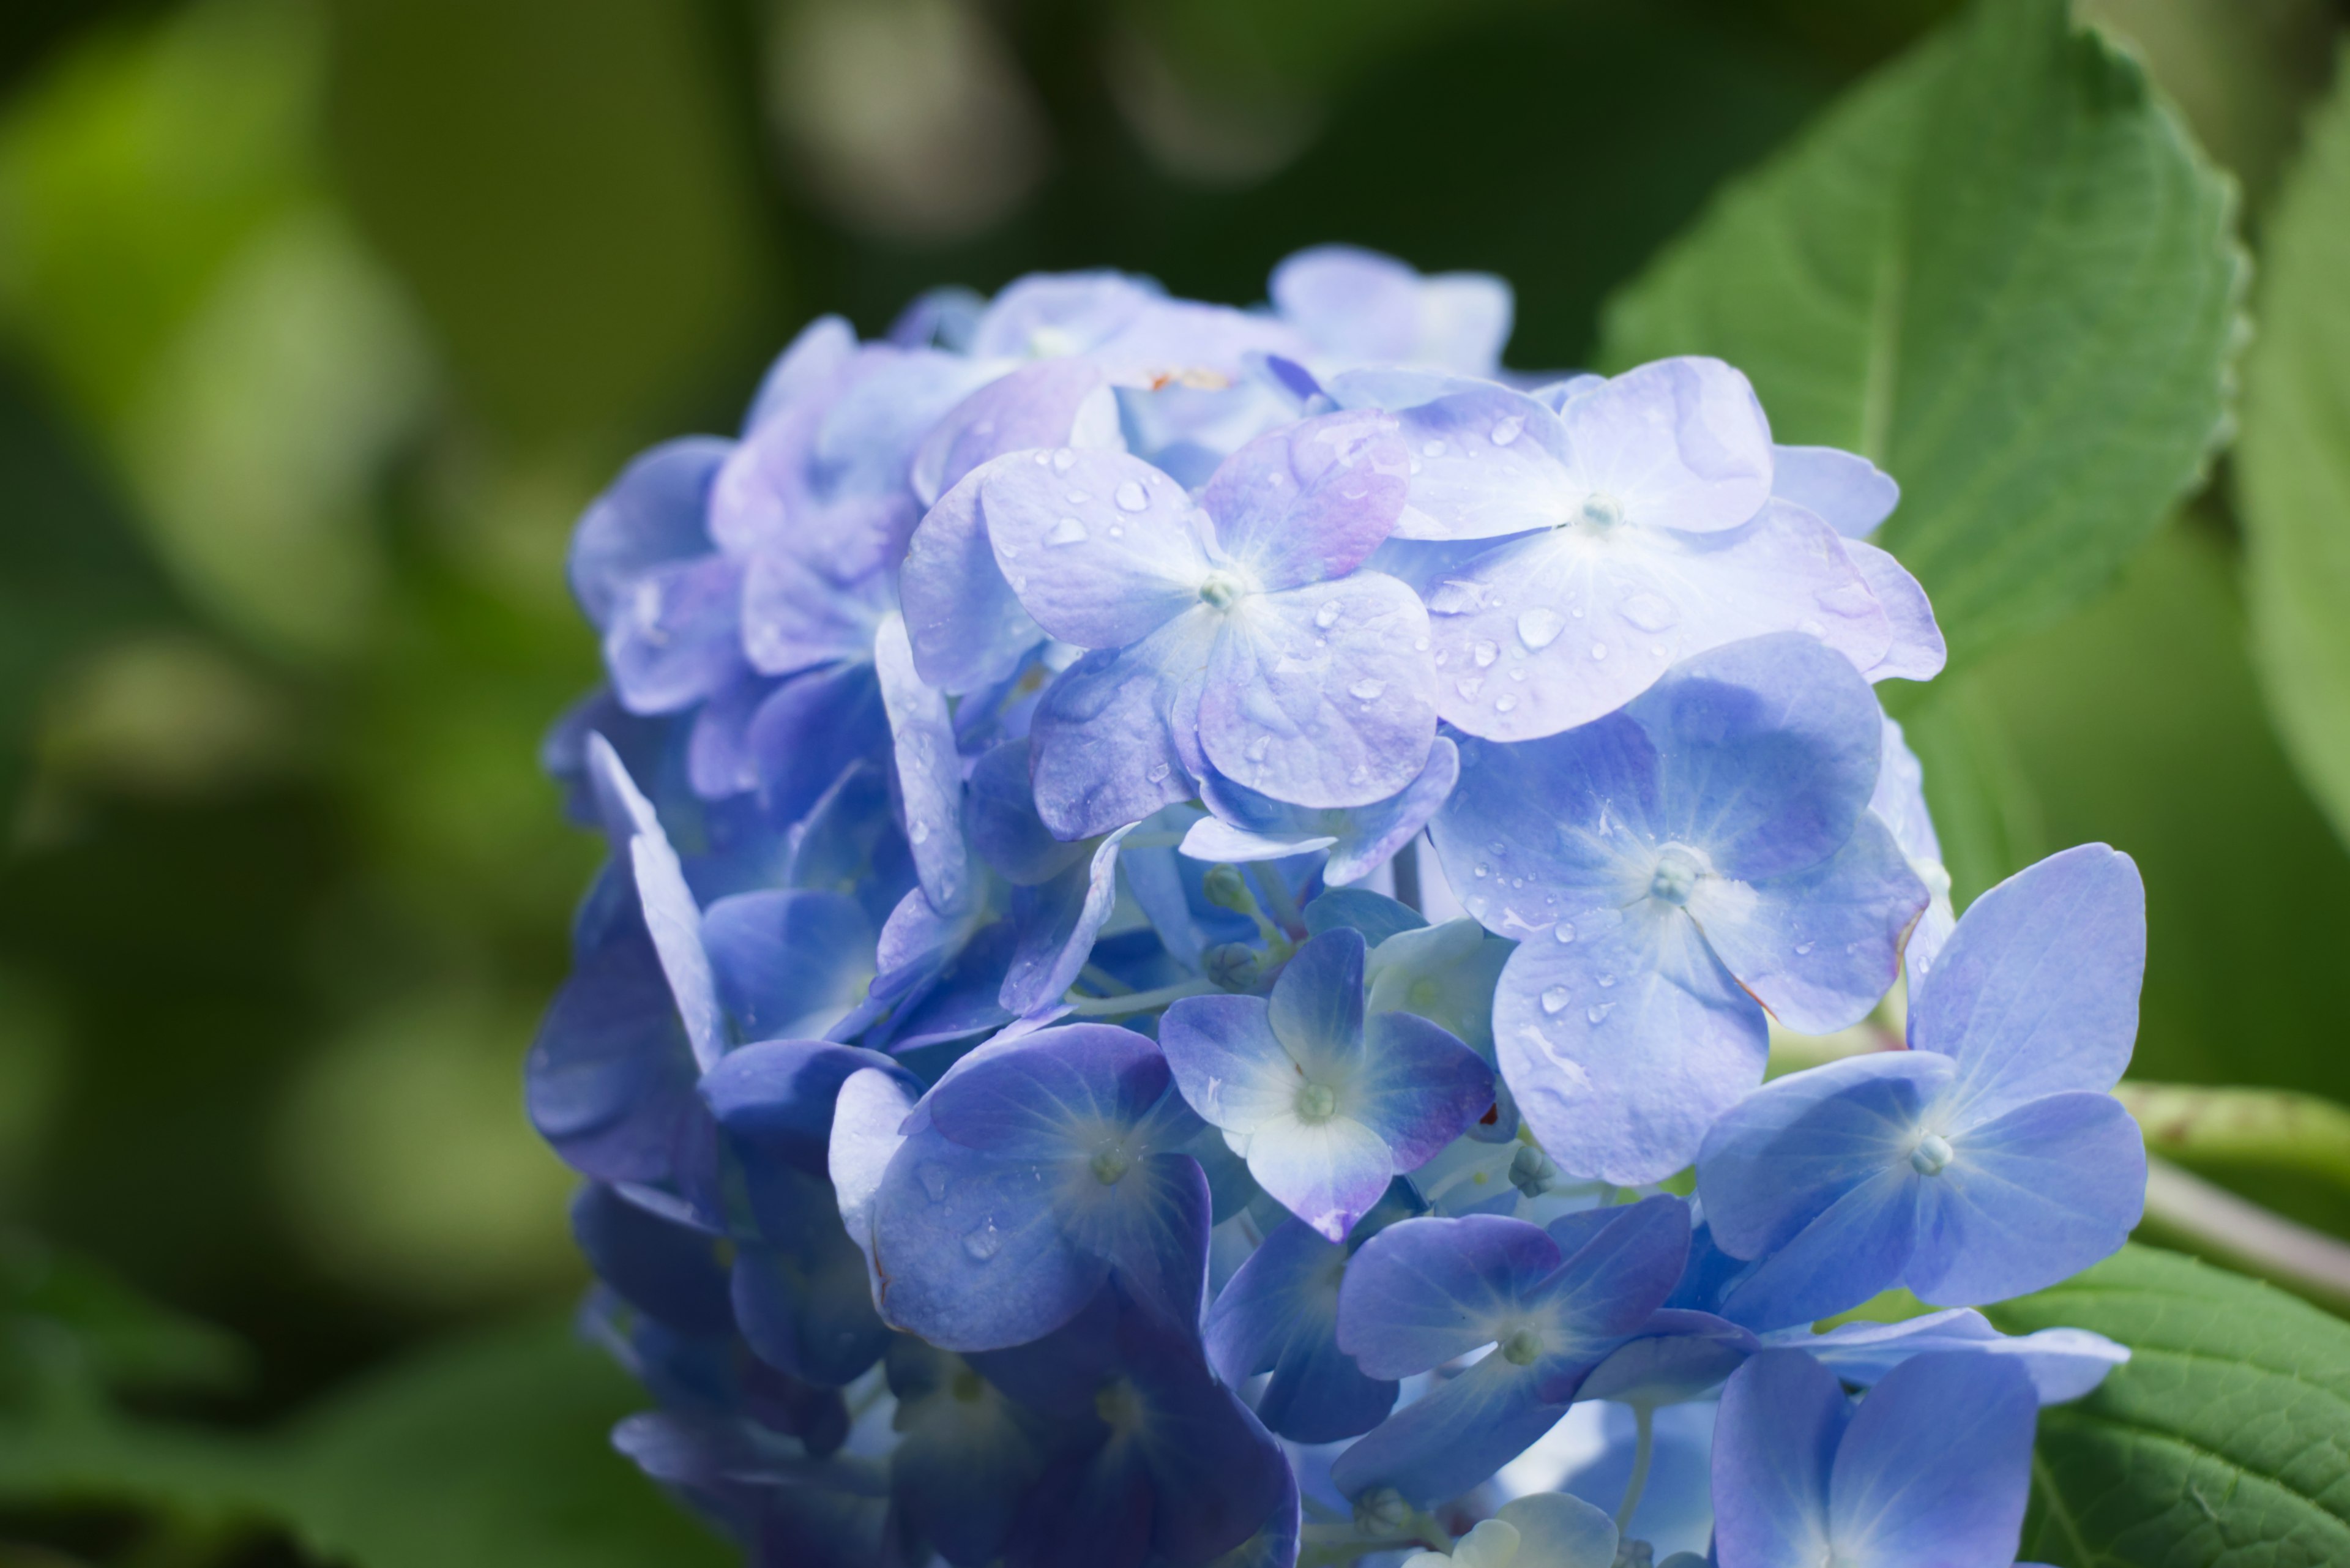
(531, 247, 2148, 1568)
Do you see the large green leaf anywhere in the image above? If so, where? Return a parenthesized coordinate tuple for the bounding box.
(1600, 0, 2245, 668)
(2238, 46, 2350, 854)
(1986, 1244, 2350, 1566)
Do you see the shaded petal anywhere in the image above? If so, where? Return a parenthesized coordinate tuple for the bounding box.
(1579, 1309, 1756, 1408)
(604, 554, 745, 715)
(1686, 815, 1923, 1035)
(1205, 1215, 1398, 1443)
(1365, 917, 1513, 1059)
(1556, 357, 1772, 534)
(1381, 383, 1575, 540)
(1351, 1010, 1495, 1170)
(1001, 825, 1133, 1015)
(703, 1038, 912, 1176)
(1789, 1309, 2128, 1405)
(569, 436, 728, 627)
(1203, 409, 1409, 588)
(742, 313, 857, 435)
(526, 924, 705, 1184)
(1828, 1351, 2035, 1566)
(1710, 1350, 1846, 1568)
(1903, 1091, 2146, 1306)
(1058, 1152, 1214, 1333)
(911, 356, 1121, 507)
(571, 1184, 734, 1337)
(1633, 632, 1886, 883)
(1160, 995, 1309, 1135)
(1030, 614, 1214, 840)
(1326, 736, 1458, 885)
(1200, 573, 1438, 808)
(701, 889, 877, 1043)
(1430, 721, 1661, 930)
(1493, 900, 1767, 1185)
(740, 543, 893, 678)
(982, 449, 1210, 648)
(876, 615, 972, 913)
(588, 735, 726, 1069)
(1769, 445, 1897, 539)
(969, 737, 1088, 884)
(746, 660, 890, 830)
(901, 471, 1047, 693)
(1309, 887, 1431, 947)
(869, 1126, 1105, 1351)
(1337, 1214, 1564, 1376)
(732, 1215, 893, 1386)
(1910, 845, 2146, 1123)
(1329, 1352, 1564, 1507)
(1539, 1195, 1696, 1357)
(1869, 714, 1956, 990)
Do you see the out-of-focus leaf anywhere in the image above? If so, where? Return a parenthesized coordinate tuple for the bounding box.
(326, 0, 774, 448)
(1, 1234, 248, 1403)
(1601, 0, 2246, 669)
(2239, 45, 2350, 857)
(1986, 1244, 2350, 1566)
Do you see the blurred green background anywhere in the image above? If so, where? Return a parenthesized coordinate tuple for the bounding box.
(0, 0, 2342, 1561)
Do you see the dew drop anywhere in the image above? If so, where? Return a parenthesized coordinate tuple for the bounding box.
(1795, 941, 1815, 956)
(1051, 448, 1077, 471)
(963, 1221, 1004, 1261)
(1349, 678, 1386, 701)
(910, 820, 931, 845)
(1456, 676, 1485, 699)
(1494, 694, 1518, 713)
(1590, 643, 1608, 661)
(1315, 601, 1342, 629)
(1247, 735, 1271, 763)
(1586, 1002, 1615, 1024)
(1474, 864, 1491, 879)
(918, 1162, 950, 1202)
(1598, 974, 1616, 988)
(1541, 986, 1570, 1014)
(1414, 636, 1430, 651)
(1553, 922, 1576, 944)
(1147, 761, 1171, 783)
(1516, 608, 1564, 650)
(1490, 416, 1524, 447)
(1114, 480, 1149, 513)
(1065, 490, 1090, 504)
(1619, 592, 1679, 633)
(1797, 618, 1827, 638)
(1048, 517, 1089, 546)
(1422, 440, 1446, 457)
(1473, 640, 1499, 668)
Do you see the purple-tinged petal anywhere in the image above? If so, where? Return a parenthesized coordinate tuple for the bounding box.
(926, 1023, 1187, 1161)
(1844, 539, 1945, 682)
(604, 553, 745, 715)
(1384, 383, 1576, 540)
(901, 471, 1049, 693)
(1337, 1214, 1564, 1376)
(876, 615, 972, 913)
(1001, 824, 1135, 1015)
(1204, 1215, 1398, 1443)
(740, 542, 894, 678)
(1685, 815, 1923, 1035)
(701, 888, 876, 1043)
(881, 918, 1019, 1052)
(970, 270, 1158, 360)
(1493, 900, 1767, 1185)
(742, 313, 857, 434)
(1159, 995, 1308, 1135)
(1350, 1012, 1494, 1170)
(1030, 614, 1213, 839)
(687, 673, 770, 799)
(1557, 357, 1773, 534)
(1538, 1195, 1695, 1356)
(588, 735, 726, 1069)
(569, 436, 728, 627)
(703, 1037, 912, 1179)
(1180, 813, 1337, 865)
(1770, 445, 1897, 539)
(870, 1125, 1107, 1351)
(746, 660, 890, 829)
(911, 356, 1122, 507)
(1580, 1309, 1757, 1407)
(1909, 845, 2146, 1124)
(969, 738, 1089, 884)
(1903, 1090, 2146, 1307)
(1058, 1152, 1214, 1334)
(1203, 409, 1409, 588)
(1329, 1352, 1564, 1507)
(1270, 245, 1511, 375)
(1870, 714, 1956, 990)
(572, 1184, 734, 1336)
(980, 449, 1211, 648)
(1827, 1351, 2034, 1567)
(1199, 573, 1437, 808)
(1711, 1350, 1846, 1568)
(1789, 1308, 2128, 1405)
(526, 925, 705, 1185)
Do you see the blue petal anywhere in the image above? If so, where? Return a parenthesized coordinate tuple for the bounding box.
(876, 614, 972, 913)
(1578, 1309, 1756, 1408)
(1001, 824, 1133, 1015)
(687, 671, 771, 800)
(1270, 244, 1511, 375)
(588, 735, 726, 1069)
(969, 738, 1089, 884)
(1719, 1171, 1920, 1333)
(1329, 1351, 1564, 1507)
(969, 269, 1161, 360)
(568, 436, 729, 629)
(1710, 1349, 1846, 1567)
(740, 543, 894, 678)
(1351, 1011, 1494, 1170)
(1868, 714, 1956, 990)
(701, 889, 876, 1043)
(730, 1192, 893, 1385)
(1686, 815, 1923, 1035)
(603, 554, 745, 715)
(1199, 573, 1437, 808)
(1786, 1308, 2128, 1405)
(1901, 1090, 2146, 1307)
(1537, 1196, 1696, 1368)
(1204, 1215, 1398, 1442)
(1378, 382, 1575, 540)
(911, 356, 1120, 506)
(1245, 1114, 1397, 1244)
(1555, 357, 1773, 534)
(570, 1183, 734, 1336)
(1827, 1350, 2035, 1566)
(1030, 615, 1214, 839)
(1161, 994, 1316, 1135)
(830, 1065, 917, 1297)
(1769, 445, 1897, 539)
(1270, 928, 1368, 1069)
(1326, 737, 1458, 885)
(1491, 899, 1767, 1185)
(1910, 844, 2146, 1124)
(745, 660, 890, 830)
(1337, 1214, 1564, 1376)
(1431, 720, 1661, 932)
(980, 449, 1212, 648)
(701, 1038, 914, 1176)
(1201, 409, 1408, 589)
(901, 469, 1048, 693)
(526, 923, 705, 1184)
(886, 1340, 1050, 1567)
(927, 1022, 1187, 1160)
(1305, 887, 1429, 947)
(1845, 539, 1945, 682)
(741, 313, 857, 435)
(1058, 1151, 1215, 1333)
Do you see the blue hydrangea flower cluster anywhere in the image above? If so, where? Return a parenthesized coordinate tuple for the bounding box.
(531, 245, 2148, 1568)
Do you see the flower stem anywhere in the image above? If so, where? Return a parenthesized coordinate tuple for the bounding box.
(1064, 977, 1217, 1018)
(1614, 1403, 1655, 1534)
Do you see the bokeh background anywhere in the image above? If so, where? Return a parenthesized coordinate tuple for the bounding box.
(0, 0, 2341, 1561)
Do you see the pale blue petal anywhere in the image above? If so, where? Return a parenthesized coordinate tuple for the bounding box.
(1245, 1114, 1397, 1242)
(1383, 383, 1575, 540)
(1496, 1493, 1619, 1568)
(1336, 1214, 1563, 1376)
(1903, 1091, 2146, 1306)
(1790, 1309, 2129, 1405)
(1493, 900, 1767, 1185)
(900, 469, 1047, 693)
(830, 1065, 917, 1296)
(745, 660, 889, 830)
(981, 449, 1210, 648)
(1329, 1352, 1564, 1507)
(968, 737, 1088, 884)
(1325, 737, 1458, 886)
(1710, 1350, 1846, 1568)
(875, 615, 972, 913)
(1910, 845, 2146, 1123)
(1827, 1351, 2035, 1566)
(1351, 1011, 1494, 1170)
(1269, 927, 1369, 1072)
(589, 735, 726, 1069)
(701, 889, 876, 1044)
(1431, 723, 1660, 934)
(739, 541, 893, 678)
(1556, 358, 1773, 534)
(1578, 1309, 1756, 1407)
(909, 356, 1121, 507)
(1001, 824, 1133, 1015)
(1159, 995, 1310, 1135)
(969, 269, 1159, 360)
(603, 553, 745, 715)
(1200, 573, 1437, 808)
(742, 313, 857, 434)
(1844, 539, 1945, 682)
(1180, 813, 1337, 864)
(1769, 445, 1897, 539)
(568, 436, 728, 628)
(1202, 409, 1409, 588)
(1270, 244, 1510, 375)
(1365, 917, 1512, 1059)
(1030, 613, 1214, 839)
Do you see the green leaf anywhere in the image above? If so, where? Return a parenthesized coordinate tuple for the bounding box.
(1985, 1244, 2350, 1566)
(2238, 44, 2350, 854)
(1600, 0, 2245, 668)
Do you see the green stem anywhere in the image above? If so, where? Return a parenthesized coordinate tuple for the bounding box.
(2116, 1082, 2350, 1192)
(1254, 862, 1305, 937)
(2138, 1155, 2350, 1310)
(1065, 977, 1217, 1017)
(1076, 963, 1135, 996)
(1614, 1403, 1655, 1534)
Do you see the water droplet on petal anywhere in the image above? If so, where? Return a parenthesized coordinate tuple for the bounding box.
(1051, 448, 1077, 471)
(1147, 761, 1171, 783)
(1491, 416, 1524, 447)
(918, 1162, 950, 1201)
(1065, 490, 1090, 504)
(1540, 986, 1570, 1014)
(1516, 608, 1564, 650)
(1619, 592, 1679, 633)
(910, 820, 931, 845)
(1349, 678, 1385, 701)
(1590, 643, 1608, 661)
(1456, 676, 1485, 699)
(1817, 583, 1877, 618)
(1474, 863, 1490, 879)
(1247, 735, 1271, 763)
(1598, 974, 1616, 988)
(1494, 694, 1518, 713)
(1797, 618, 1827, 638)
(963, 1221, 1003, 1260)
(1586, 1002, 1614, 1024)
(1422, 440, 1445, 458)
(1115, 481, 1149, 513)
(1473, 640, 1499, 668)
(1796, 941, 1815, 956)
(1414, 636, 1429, 651)
(1553, 922, 1575, 944)
(1048, 517, 1088, 546)
(1315, 601, 1342, 629)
